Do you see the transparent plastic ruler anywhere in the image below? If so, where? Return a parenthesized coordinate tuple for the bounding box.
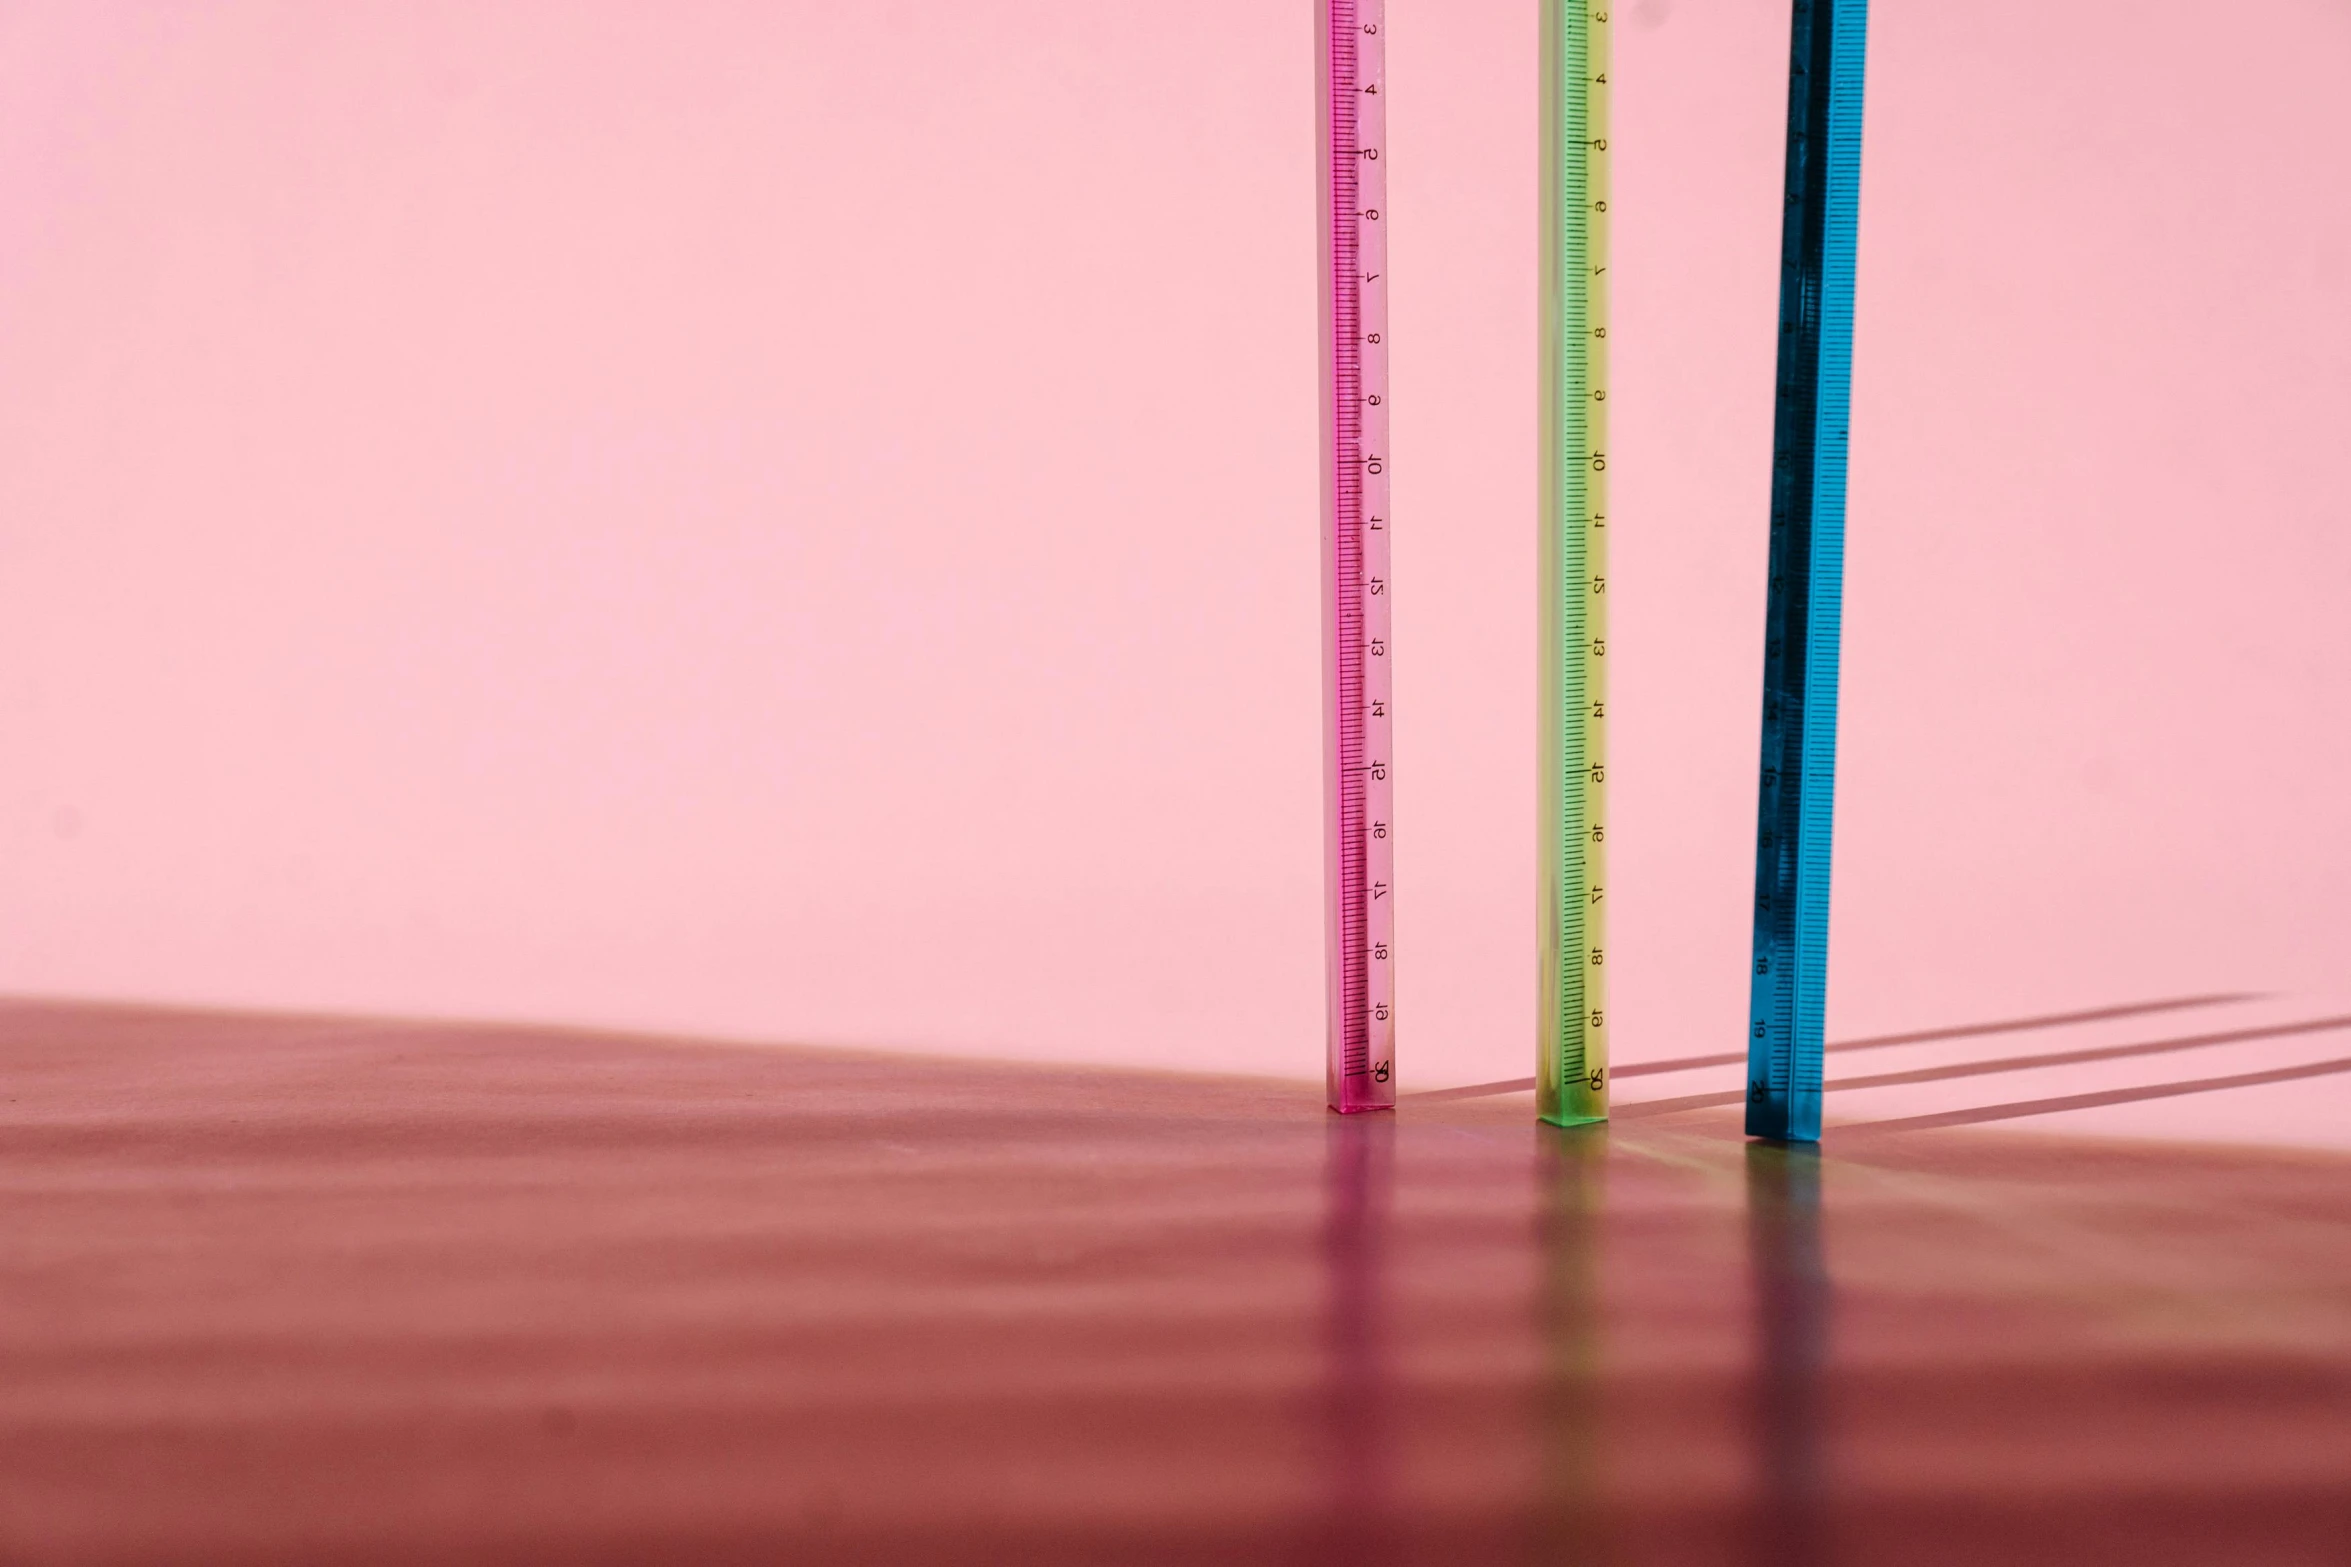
(1539, 1, 1610, 1128)
(1320, 0, 1396, 1113)
(1746, 0, 1868, 1144)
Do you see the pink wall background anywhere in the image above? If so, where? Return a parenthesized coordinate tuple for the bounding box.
(2, 2, 2347, 1140)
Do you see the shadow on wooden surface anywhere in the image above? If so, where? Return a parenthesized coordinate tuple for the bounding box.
(0, 997, 2345, 1564)
(1401, 990, 2269, 1101)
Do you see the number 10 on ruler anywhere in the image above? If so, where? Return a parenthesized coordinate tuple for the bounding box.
(1321, 0, 1395, 1112)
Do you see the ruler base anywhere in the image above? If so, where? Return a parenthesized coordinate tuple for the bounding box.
(1329, 1068, 1397, 1116)
(1536, 1070, 1608, 1130)
(1744, 1093, 1823, 1145)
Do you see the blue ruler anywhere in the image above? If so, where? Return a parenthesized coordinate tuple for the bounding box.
(1745, 0, 1868, 1144)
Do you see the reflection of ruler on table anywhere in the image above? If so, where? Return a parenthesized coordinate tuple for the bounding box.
(1539, 1, 1610, 1129)
(1747, 0, 1870, 1144)
(1320, 0, 1395, 1113)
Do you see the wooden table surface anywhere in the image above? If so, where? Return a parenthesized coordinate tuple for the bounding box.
(1, 1000, 2345, 1565)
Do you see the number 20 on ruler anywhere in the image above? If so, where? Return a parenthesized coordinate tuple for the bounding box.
(1321, 0, 1395, 1112)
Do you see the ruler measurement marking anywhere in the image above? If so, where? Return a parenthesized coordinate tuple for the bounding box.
(1323, 0, 1395, 1111)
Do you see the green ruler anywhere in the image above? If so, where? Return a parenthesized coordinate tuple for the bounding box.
(1538, 0, 1611, 1128)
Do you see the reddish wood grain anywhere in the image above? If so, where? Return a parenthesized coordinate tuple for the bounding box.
(0, 1000, 2344, 1564)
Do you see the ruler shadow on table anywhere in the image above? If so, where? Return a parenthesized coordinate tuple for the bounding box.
(1406, 992, 2266, 1108)
(1619, 1008, 2351, 1124)
(1837, 1043, 2351, 1137)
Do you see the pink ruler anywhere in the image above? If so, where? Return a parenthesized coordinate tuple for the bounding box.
(1319, 0, 1395, 1113)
